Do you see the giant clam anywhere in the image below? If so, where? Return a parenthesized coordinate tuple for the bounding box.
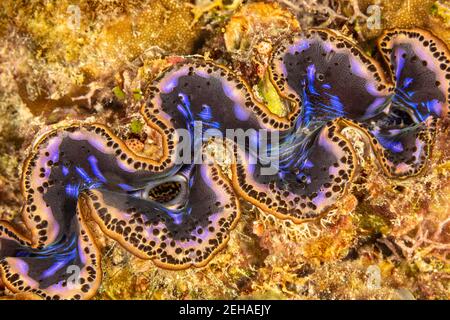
(0, 28, 448, 299)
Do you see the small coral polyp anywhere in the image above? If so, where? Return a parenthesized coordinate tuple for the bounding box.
(0, 28, 448, 300)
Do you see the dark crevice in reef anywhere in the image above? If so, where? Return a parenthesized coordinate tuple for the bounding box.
(239, 200, 270, 269)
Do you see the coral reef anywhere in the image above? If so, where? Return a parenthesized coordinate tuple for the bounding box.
(352, 0, 450, 42)
(0, 0, 449, 300)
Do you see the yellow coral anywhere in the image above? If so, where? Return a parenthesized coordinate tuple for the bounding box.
(353, 0, 450, 44)
(0, 1, 203, 81)
(223, 2, 300, 53)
